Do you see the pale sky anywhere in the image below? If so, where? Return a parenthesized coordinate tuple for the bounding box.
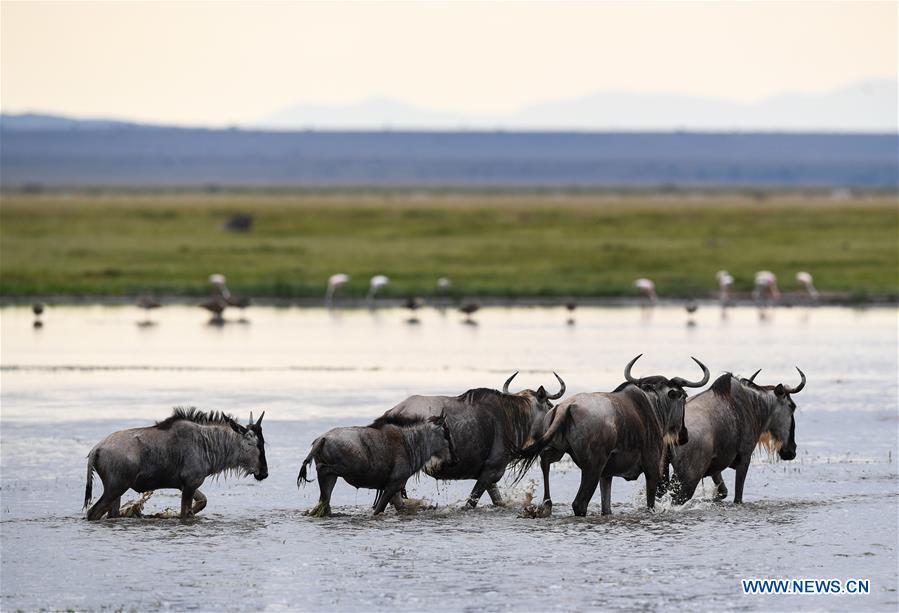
(1, 1, 896, 126)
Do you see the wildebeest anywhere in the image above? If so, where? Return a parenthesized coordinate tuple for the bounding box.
(379, 372, 566, 508)
(663, 368, 804, 505)
(514, 355, 709, 516)
(83, 408, 268, 520)
(297, 413, 456, 517)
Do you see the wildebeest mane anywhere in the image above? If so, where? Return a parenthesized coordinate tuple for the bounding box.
(616, 385, 665, 450)
(711, 372, 735, 398)
(710, 374, 774, 436)
(458, 387, 534, 451)
(367, 413, 427, 430)
(155, 407, 238, 430)
(457, 387, 522, 406)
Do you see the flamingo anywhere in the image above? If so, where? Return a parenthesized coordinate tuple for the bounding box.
(716, 270, 734, 304)
(325, 273, 350, 308)
(633, 278, 657, 304)
(796, 271, 819, 300)
(209, 274, 229, 298)
(753, 270, 781, 303)
(366, 275, 390, 308)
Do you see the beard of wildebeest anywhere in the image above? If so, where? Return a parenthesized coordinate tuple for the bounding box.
(83, 408, 268, 520)
(666, 368, 804, 505)
(512, 355, 709, 516)
(377, 372, 566, 508)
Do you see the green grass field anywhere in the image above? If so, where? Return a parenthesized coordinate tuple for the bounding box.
(1, 191, 896, 299)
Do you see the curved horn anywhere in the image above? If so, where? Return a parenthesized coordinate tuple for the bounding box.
(547, 372, 566, 400)
(784, 367, 806, 394)
(502, 372, 518, 394)
(624, 354, 643, 384)
(248, 411, 254, 426)
(255, 411, 264, 426)
(671, 357, 711, 388)
(747, 369, 762, 383)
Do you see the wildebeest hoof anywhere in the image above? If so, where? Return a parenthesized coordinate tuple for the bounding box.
(305, 502, 331, 517)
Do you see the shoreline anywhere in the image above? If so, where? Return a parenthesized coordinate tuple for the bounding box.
(1, 293, 895, 308)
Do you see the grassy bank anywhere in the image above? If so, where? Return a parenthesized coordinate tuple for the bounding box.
(1, 191, 896, 299)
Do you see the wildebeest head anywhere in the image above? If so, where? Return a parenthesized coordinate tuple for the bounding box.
(226, 411, 268, 480)
(427, 412, 458, 466)
(743, 368, 804, 461)
(502, 371, 566, 439)
(623, 354, 711, 446)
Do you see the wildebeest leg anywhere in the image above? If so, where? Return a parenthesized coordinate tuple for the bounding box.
(106, 496, 122, 519)
(466, 466, 505, 508)
(672, 474, 700, 505)
(644, 469, 659, 511)
(572, 468, 601, 517)
(657, 448, 671, 499)
(710, 472, 728, 501)
(389, 492, 406, 512)
(180, 487, 197, 519)
(87, 483, 128, 521)
(599, 476, 613, 515)
(310, 474, 337, 517)
(191, 490, 208, 515)
(733, 463, 750, 504)
(374, 484, 403, 515)
(486, 484, 505, 506)
(540, 448, 564, 507)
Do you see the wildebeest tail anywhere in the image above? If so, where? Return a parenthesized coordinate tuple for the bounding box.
(509, 405, 572, 483)
(83, 449, 97, 509)
(297, 438, 324, 486)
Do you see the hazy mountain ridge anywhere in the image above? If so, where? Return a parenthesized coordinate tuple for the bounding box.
(260, 79, 898, 132)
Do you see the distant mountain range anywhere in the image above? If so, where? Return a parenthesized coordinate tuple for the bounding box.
(259, 80, 898, 132)
(3, 79, 895, 134)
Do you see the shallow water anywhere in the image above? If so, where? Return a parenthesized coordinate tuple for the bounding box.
(1, 304, 897, 611)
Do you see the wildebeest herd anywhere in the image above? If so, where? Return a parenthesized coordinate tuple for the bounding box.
(83, 356, 805, 520)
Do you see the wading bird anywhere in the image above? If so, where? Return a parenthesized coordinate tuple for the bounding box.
(200, 297, 227, 325)
(136, 294, 161, 326)
(685, 299, 699, 326)
(325, 273, 350, 308)
(367, 275, 390, 308)
(404, 296, 425, 324)
(796, 271, 819, 301)
(753, 271, 780, 303)
(209, 274, 250, 316)
(564, 299, 577, 325)
(716, 270, 734, 304)
(32, 302, 44, 328)
(634, 278, 658, 305)
(459, 300, 480, 324)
